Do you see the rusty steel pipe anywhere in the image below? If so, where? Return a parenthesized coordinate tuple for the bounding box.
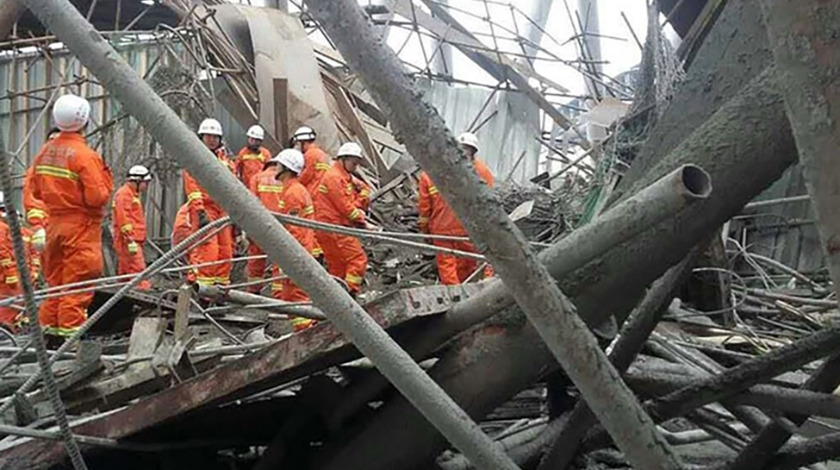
(303, 0, 687, 468)
(446, 164, 710, 334)
(17, 1, 522, 469)
(198, 285, 327, 321)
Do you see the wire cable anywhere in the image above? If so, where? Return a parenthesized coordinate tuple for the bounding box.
(0, 216, 232, 416)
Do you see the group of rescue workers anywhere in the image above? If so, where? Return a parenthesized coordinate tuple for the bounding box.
(0, 93, 495, 346)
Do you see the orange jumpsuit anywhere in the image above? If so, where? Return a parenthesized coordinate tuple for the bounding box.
(30, 132, 113, 336)
(299, 145, 330, 196)
(300, 145, 329, 258)
(23, 167, 49, 234)
(352, 176, 372, 211)
(183, 147, 235, 286)
(111, 183, 151, 290)
(171, 203, 194, 267)
(246, 166, 282, 291)
(272, 177, 318, 330)
(418, 158, 494, 285)
(314, 161, 368, 293)
(235, 146, 270, 189)
(0, 220, 21, 329)
(21, 226, 40, 282)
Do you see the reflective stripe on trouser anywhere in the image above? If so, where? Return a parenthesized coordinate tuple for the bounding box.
(0, 282, 20, 327)
(188, 207, 233, 286)
(114, 238, 151, 290)
(38, 214, 103, 331)
(271, 265, 309, 303)
(246, 242, 266, 290)
(315, 231, 367, 293)
(271, 275, 316, 332)
(43, 326, 80, 337)
(433, 239, 492, 285)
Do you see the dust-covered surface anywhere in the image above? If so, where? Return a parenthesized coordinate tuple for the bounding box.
(6, 1, 840, 469)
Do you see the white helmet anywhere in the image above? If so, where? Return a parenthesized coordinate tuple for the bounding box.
(197, 118, 223, 137)
(272, 149, 304, 175)
(53, 94, 90, 132)
(457, 132, 479, 152)
(292, 126, 316, 143)
(337, 142, 363, 159)
(246, 125, 265, 140)
(0, 191, 5, 209)
(127, 165, 152, 181)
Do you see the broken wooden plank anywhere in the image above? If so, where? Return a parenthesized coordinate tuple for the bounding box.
(59, 354, 220, 415)
(0, 284, 481, 470)
(325, 79, 388, 174)
(127, 317, 165, 367)
(173, 284, 192, 343)
(272, 77, 290, 145)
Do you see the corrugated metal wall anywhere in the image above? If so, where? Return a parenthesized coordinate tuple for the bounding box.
(1, 37, 547, 257)
(0, 37, 204, 246)
(418, 80, 541, 184)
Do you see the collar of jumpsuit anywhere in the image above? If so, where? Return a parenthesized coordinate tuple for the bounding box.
(332, 159, 350, 177)
(55, 131, 86, 143)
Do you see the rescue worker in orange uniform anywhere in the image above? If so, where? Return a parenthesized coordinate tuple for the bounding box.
(183, 118, 236, 286)
(352, 175, 372, 212)
(19, 211, 41, 283)
(245, 157, 282, 292)
(270, 149, 319, 330)
(111, 165, 153, 290)
(236, 125, 271, 188)
(292, 126, 331, 196)
(314, 142, 378, 295)
(171, 203, 193, 265)
(418, 132, 494, 285)
(21, 127, 58, 256)
(0, 193, 23, 331)
(293, 126, 329, 258)
(30, 94, 113, 343)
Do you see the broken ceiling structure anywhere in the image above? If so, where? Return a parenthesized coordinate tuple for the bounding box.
(0, 0, 840, 470)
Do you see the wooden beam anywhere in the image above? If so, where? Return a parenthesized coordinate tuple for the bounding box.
(173, 284, 192, 343)
(0, 284, 482, 470)
(328, 81, 388, 174)
(127, 317, 165, 367)
(272, 78, 289, 146)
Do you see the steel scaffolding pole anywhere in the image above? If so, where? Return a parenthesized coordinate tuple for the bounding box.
(17, 0, 521, 468)
(302, 1, 682, 469)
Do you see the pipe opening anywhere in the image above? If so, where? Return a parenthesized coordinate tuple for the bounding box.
(680, 165, 712, 199)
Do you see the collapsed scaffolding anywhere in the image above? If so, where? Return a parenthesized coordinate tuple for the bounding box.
(0, 0, 839, 469)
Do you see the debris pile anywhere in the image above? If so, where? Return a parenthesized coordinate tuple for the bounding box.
(496, 182, 568, 242)
(2, 1, 840, 470)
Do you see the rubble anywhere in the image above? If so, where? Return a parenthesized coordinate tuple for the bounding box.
(0, 0, 839, 469)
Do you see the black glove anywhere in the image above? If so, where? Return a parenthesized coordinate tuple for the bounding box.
(197, 210, 211, 228)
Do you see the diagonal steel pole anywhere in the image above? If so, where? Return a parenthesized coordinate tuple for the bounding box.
(538, 256, 695, 470)
(17, 1, 520, 469)
(0, 131, 87, 470)
(579, 323, 840, 453)
(0, 0, 25, 40)
(724, 2, 840, 468)
(302, 1, 681, 468)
